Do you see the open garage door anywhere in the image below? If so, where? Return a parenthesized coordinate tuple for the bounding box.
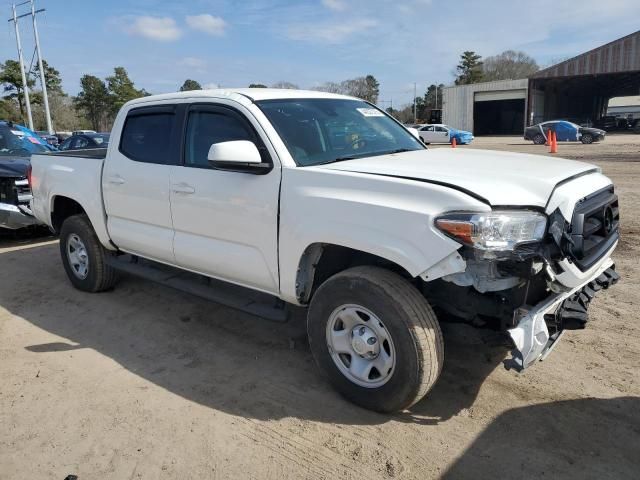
(473, 97, 526, 135)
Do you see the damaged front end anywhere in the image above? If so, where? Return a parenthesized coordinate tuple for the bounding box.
(507, 262, 618, 370)
(424, 188, 620, 370)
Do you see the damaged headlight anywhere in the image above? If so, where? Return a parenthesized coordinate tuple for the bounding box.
(436, 210, 547, 252)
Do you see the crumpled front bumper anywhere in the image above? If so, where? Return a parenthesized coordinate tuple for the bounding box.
(506, 258, 618, 371)
(0, 202, 40, 230)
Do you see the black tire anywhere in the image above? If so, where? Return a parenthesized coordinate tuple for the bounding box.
(59, 214, 118, 292)
(307, 266, 443, 412)
(581, 133, 594, 144)
(533, 134, 545, 145)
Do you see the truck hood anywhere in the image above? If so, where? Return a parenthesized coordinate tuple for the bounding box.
(317, 148, 598, 207)
(0, 156, 30, 178)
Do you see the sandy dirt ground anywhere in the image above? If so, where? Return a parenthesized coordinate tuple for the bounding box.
(1, 136, 639, 479)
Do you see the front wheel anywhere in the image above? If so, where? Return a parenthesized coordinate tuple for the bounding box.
(307, 266, 443, 412)
(59, 214, 119, 292)
(533, 133, 545, 145)
(581, 133, 594, 144)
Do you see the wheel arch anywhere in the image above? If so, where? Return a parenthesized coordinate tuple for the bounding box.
(51, 195, 86, 233)
(295, 242, 414, 304)
(49, 194, 115, 251)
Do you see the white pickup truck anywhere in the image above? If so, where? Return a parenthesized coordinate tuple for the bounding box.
(30, 89, 619, 412)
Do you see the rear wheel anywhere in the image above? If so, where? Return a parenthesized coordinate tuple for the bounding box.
(581, 133, 594, 144)
(533, 133, 545, 145)
(59, 214, 118, 292)
(307, 266, 443, 412)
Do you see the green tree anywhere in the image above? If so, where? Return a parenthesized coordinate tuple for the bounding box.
(455, 51, 484, 85)
(363, 75, 379, 103)
(248, 83, 267, 88)
(424, 83, 444, 109)
(74, 74, 111, 131)
(0, 59, 36, 119)
(179, 79, 202, 91)
(106, 66, 146, 115)
(31, 60, 64, 94)
(0, 97, 21, 123)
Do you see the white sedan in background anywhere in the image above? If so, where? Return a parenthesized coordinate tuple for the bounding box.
(416, 124, 474, 145)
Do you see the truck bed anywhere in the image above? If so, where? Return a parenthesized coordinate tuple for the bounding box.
(30, 150, 111, 247)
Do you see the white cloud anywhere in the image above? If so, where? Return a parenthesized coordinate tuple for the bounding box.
(186, 14, 227, 36)
(124, 16, 182, 41)
(288, 18, 378, 44)
(202, 82, 220, 89)
(322, 0, 346, 11)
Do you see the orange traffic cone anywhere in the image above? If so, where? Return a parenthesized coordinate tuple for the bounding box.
(451, 137, 457, 148)
(550, 131, 558, 154)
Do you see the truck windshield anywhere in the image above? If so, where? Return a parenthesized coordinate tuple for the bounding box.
(256, 98, 424, 166)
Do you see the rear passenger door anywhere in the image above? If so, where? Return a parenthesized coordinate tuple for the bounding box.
(103, 105, 183, 264)
(169, 103, 281, 294)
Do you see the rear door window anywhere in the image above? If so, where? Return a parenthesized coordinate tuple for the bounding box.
(120, 107, 178, 164)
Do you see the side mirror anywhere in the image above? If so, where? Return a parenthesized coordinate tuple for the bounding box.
(207, 140, 271, 174)
(407, 127, 420, 140)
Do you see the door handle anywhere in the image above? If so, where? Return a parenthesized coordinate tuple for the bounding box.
(107, 175, 125, 185)
(171, 183, 195, 194)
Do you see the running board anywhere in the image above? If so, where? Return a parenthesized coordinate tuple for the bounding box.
(106, 254, 288, 322)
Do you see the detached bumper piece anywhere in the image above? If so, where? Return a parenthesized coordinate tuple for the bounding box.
(555, 267, 619, 330)
(0, 202, 39, 230)
(507, 263, 618, 372)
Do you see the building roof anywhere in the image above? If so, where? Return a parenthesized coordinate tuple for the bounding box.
(531, 30, 640, 79)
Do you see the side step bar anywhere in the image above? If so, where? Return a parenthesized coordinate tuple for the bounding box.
(106, 254, 289, 322)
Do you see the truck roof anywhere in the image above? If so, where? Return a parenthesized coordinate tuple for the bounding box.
(125, 88, 357, 108)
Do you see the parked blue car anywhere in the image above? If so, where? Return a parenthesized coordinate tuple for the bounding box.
(524, 120, 606, 145)
(0, 121, 54, 229)
(416, 124, 474, 145)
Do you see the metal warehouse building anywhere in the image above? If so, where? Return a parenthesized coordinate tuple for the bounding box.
(443, 30, 640, 135)
(442, 79, 528, 135)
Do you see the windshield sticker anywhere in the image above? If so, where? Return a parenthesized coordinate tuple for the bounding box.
(356, 108, 384, 117)
(26, 136, 41, 144)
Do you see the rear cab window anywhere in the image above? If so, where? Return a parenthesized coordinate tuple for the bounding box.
(119, 106, 180, 164)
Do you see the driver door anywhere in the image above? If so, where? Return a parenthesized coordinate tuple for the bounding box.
(169, 103, 281, 294)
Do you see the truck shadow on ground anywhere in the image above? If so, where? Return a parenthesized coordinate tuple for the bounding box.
(2, 243, 519, 427)
(441, 396, 640, 479)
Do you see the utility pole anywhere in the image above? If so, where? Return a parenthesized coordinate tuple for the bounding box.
(31, 0, 52, 134)
(413, 82, 417, 124)
(435, 84, 438, 110)
(10, 2, 33, 130)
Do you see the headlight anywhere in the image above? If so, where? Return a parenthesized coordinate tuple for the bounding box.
(435, 210, 547, 251)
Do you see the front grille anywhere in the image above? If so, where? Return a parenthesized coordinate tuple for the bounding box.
(0, 177, 31, 206)
(569, 186, 619, 270)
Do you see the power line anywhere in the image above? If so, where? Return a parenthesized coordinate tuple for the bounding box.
(7, 0, 52, 133)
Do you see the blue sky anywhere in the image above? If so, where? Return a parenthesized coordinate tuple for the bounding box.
(1, 0, 639, 107)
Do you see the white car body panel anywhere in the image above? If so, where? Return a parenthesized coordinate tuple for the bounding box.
(321, 149, 599, 208)
(277, 165, 488, 303)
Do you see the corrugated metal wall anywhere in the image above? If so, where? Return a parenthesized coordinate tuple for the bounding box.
(532, 30, 640, 78)
(443, 79, 528, 132)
